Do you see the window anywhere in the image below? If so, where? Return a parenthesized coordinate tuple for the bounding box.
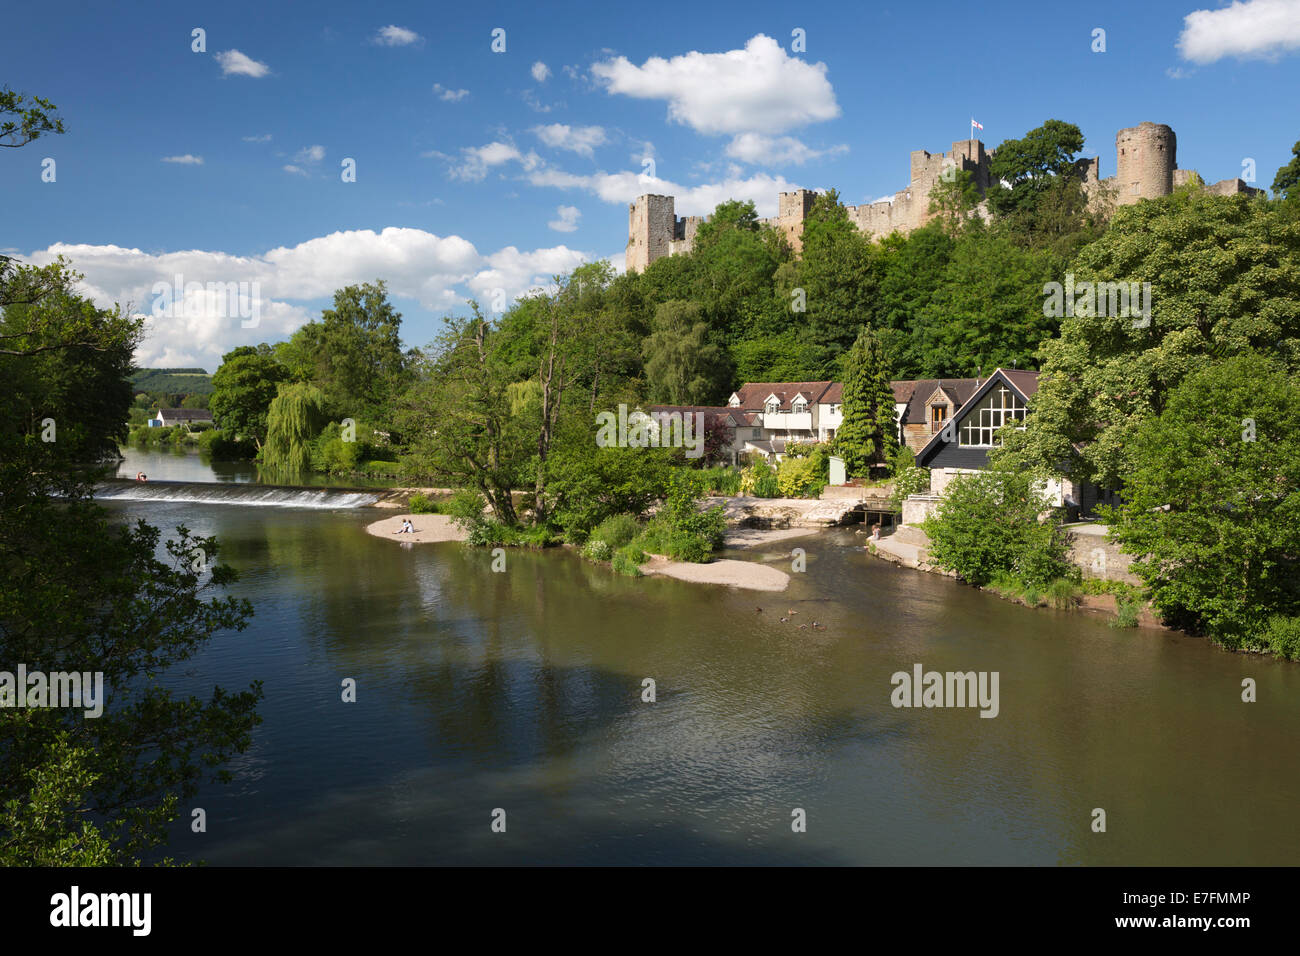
(959, 385, 1027, 447)
(766, 400, 780, 415)
(792, 400, 806, 414)
(752, 428, 762, 438)
(931, 405, 947, 426)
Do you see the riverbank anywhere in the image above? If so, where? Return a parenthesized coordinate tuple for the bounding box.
(640, 554, 791, 591)
(365, 513, 468, 543)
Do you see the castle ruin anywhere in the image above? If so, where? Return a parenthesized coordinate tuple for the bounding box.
(625, 122, 1262, 272)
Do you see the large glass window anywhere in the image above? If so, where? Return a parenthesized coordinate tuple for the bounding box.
(959, 385, 1026, 447)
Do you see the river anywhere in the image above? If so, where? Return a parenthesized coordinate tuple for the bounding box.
(101, 449, 1300, 865)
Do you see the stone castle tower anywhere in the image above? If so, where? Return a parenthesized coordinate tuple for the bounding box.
(1115, 121, 1175, 204)
(626, 121, 1261, 272)
(626, 195, 704, 273)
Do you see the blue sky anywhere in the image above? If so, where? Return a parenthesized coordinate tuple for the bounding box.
(3, 0, 1299, 369)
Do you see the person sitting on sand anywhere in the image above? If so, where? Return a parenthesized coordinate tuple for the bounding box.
(393, 518, 414, 534)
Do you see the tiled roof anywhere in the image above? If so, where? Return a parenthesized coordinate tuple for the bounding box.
(730, 381, 833, 410)
(903, 379, 981, 422)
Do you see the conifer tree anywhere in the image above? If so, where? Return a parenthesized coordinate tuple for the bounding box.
(834, 325, 898, 478)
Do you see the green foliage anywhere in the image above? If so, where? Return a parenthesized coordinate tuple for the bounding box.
(776, 455, 822, 498)
(740, 459, 780, 497)
(197, 427, 255, 460)
(697, 465, 742, 496)
(634, 473, 726, 563)
(1112, 596, 1142, 629)
(995, 190, 1300, 489)
(581, 538, 613, 563)
(0, 86, 65, 147)
(1273, 139, 1300, 200)
(590, 513, 641, 549)
(1261, 615, 1300, 661)
(1106, 354, 1300, 646)
(834, 325, 899, 476)
(1, 257, 139, 468)
(547, 444, 675, 538)
(1, 256, 262, 863)
(1046, 578, 1080, 610)
(986, 119, 1086, 220)
(209, 346, 285, 444)
(262, 382, 324, 473)
(888, 444, 916, 476)
(408, 493, 441, 514)
(890, 465, 930, 509)
(611, 544, 645, 577)
(281, 280, 409, 424)
(789, 189, 878, 370)
(923, 470, 1072, 588)
(910, 232, 1058, 376)
(643, 300, 730, 404)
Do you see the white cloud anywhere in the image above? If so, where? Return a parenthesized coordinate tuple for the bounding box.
(548, 205, 581, 232)
(443, 141, 540, 181)
(161, 154, 204, 165)
(433, 83, 470, 102)
(373, 25, 423, 47)
(242, 133, 272, 143)
(295, 145, 326, 164)
(215, 49, 271, 78)
(590, 34, 839, 135)
(283, 165, 308, 176)
(1177, 0, 1300, 63)
(522, 89, 557, 113)
(23, 230, 590, 367)
(531, 61, 551, 82)
(724, 133, 847, 166)
(532, 123, 607, 157)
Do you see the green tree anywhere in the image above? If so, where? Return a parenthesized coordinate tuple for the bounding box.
(910, 231, 1057, 376)
(643, 300, 729, 405)
(1107, 355, 1300, 647)
(279, 281, 408, 422)
(833, 325, 898, 477)
(262, 382, 325, 472)
(986, 119, 1086, 220)
(923, 470, 1072, 589)
(0, 256, 261, 865)
(995, 190, 1300, 489)
(0, 87, 64, 147)
(400, 308, 526, 525)
(792, 189, 878, 371)
(1273, 139, 1300, 200)
(209, 344, 287, 448)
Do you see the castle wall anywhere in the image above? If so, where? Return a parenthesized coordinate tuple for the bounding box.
(627, 122, 1251, 270)
(626, 194, 676, 273)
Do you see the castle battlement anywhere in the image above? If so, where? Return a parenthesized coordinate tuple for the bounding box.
(625, 122, 1263, 272)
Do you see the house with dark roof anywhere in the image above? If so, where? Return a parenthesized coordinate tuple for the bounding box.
(148, 408, 214, 428)
(726, 381, 836, 457)
(913, 369, 1040, 495)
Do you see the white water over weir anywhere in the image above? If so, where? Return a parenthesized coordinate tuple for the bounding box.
(94, 480, 381, 509)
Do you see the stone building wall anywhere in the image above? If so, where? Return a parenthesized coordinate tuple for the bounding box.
(628, 122, 1263, 271)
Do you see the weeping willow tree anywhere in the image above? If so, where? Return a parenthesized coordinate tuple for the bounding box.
(262, 382, 324, 472)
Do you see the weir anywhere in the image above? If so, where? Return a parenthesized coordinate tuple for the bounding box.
(93, 478, 383, 509)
